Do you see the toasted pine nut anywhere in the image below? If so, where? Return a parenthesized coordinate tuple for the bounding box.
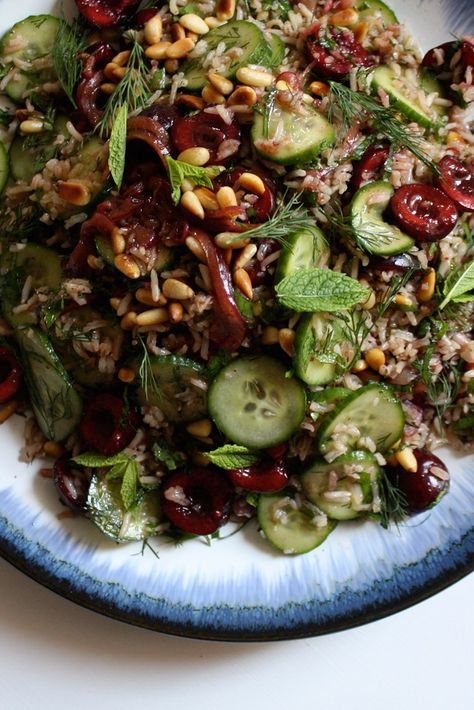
(185, 235, 207, 263)
(353, 21, 369, 44)
(193, 187, 219, 212)
(56, 180, 91, 206)
(238, 172, 266, 196)
(118, 367, 136, 384)
(19, 118, 44, 134)
(234, 243, 257, 270)
(111, 50, 131, 67)
(186, 31, 199, 41)
(365, 347, 386, 372)
(162, 278, 195, 300)
(120, 311, 138, 330)
(352, 359, 368, 373)
(447, 130, 465, 145)
(223, 248, 233, 265)
(216, 186, 238, 208)
(135, 288, 167, 306)
(279, 328, 295, 357)
(394, 294, 413, 308)
(202, 83, 226, 105)
(417, 268, 436, 302)
(87, 254, 104, 270)
(235, 66, 273, 88)
(309, 80, 330, 96)
(171, 22, 186, 41)
(360, 288, 376, 310)
(44, 441, 64, 458)
(165, 59, 180, 74)
(181, 178, 195, 193)
(275, 79, 290, 91)
(166, 37, 195, 59)
(234, 267, 253, 300)
(136, 307, 169, 326)
(179, 13, 209, 35)
(329, 8, 359, 26)
(186, 418, 213, 438)
(193, 452, 210, 466)
(215, 232, 250, 249)
(227, 85, 257, 106)
(261, 325, 279, 345)
(181, 190, 205, 219)
(198, 263, 212, 291)
(208, 71, 234, 95)
(395, 448, 418, 473)
(111, 227, 126, 255)
(100, 82, 116, 95)
(112, 65, 127, 81)
(169, 302, 184, 323)
(114, 254, 141, 279)
(205, 17, 224, 28)
(145, 41, 172, 60)
(144, 14, 163, 45)
(177, 146, 210, 166)
(0, 400, 18, 424)
(109, 297, 121, 310)
(216, 0, 236, 21)
(176, 93, 205, 110)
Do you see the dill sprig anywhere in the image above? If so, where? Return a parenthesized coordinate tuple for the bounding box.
(328, 81, 439, 173)
(138, 336, 161, 402)
(253, 87, 277, 139)
(378, 469, 409, 529)
(52, 16, 89, 108)
(236, 191, 311, 247)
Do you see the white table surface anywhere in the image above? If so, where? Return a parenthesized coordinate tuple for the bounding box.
(1, 557, 472, 710)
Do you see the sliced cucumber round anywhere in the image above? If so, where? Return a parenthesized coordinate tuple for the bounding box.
(316, 383, 405, 455)
(181, 21, 272, 91)
(258, 493, 337, 554)
(208, 356, 306, 449)
(294, 313, 342, 386)
(310, 387, 351, 407)
(15, 242, 63, 291)
(301, 451, 381, 521)
(350, 181, 415, 256)
(275, 225, 329, 283)
(0, 141, 9, 194)
(10, 114, 69, 183)
(252, 104, 335, 165)
(356, 0, 398, 25)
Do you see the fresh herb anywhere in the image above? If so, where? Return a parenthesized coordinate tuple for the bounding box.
(207, 444, 260, 469)
(138, 336, 160, 402)
(108, 103, 128, 190)
(235, 191, 311, 247)
(165, 156, 223, 205)
(52, 16, 89, 107)
(378, 469, 409, 529)
(275, 268, 369, 312)
(261, 0, 291, 19)
(152, 439, 185, 471)
(254, 87, 277, 139)
(72, 450, 141, 510)
(438, 258, 474, 309)
(206, 349, 233, 378)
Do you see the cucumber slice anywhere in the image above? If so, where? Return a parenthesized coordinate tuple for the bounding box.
(137, 354, 209, 423)
(350, 181, 415, 255)
(10, 114, 69, 183)
(0, 141, 9, 194)
(258, 493, 337, 554)
(5, 72, 30, 103)
(356, 0, 398, 24)
(294, 313, 343, 386)
(15, 327, 82, 442)
(371, 65, 447, 129)
(275, 225, 329, 283)
(181, 21, 272, 91)
(267, 33, 285, 68)
(252, 103, 335, 165)
(316, 383, 405, 455)
(95, 234, 174, 273)
(310, 387, 351, 406)
(208, 356, 306, 449)
(301, 451, 381, 521)
(87, 473, 162, 542)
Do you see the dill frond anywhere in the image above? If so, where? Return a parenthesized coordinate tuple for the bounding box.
(52, 16, 89, 108)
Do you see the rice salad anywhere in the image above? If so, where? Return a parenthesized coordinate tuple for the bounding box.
(0, 0, 472, 554)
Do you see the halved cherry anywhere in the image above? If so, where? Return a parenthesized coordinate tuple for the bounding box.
(388, 449, 449, 512)
(436, 156, 474, 212)
(369, 252, 421, 274)
(352, 143, 390, 190)
(75, 0, 141, 28)
(422, 40, 474, 76)
(170, 111, 241, 164)
(306, 27, 375, 81)
(133, 8, 159, 27)
(244, 238, 280, 286)
(161, 468, 233, 535)
(79, 394, 138, 455)
(0, 347, 22, 403)
(389, 183, 458, 241)
(228, 167, 276, 222)
(53, 456, 90, 513)
(228, 457, 289, 493)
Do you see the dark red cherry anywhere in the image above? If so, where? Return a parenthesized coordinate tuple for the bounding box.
(352, 143, 390, 190)
(228, 457, 289, 493)
(389, 183, 458, 241)
(306, 27, 375, 81)
(133, 8, 159, 27)
(53, 456, 90, 513)
(389, 449, 449, 512)
(79, 394, 138, 455)
(0, 347, 22, 403)
(422, 40, 474, 76)
(171, 111, 241, 165)
(436, 156, 474, 212)
(244, 238, 280, 286)
(369, 252, 420, 273)
(75, 0, 141, 28)
(161, 468, 233, 535)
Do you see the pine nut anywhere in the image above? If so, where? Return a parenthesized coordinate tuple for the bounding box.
(120, 311, 138, 330)
(208, 72, 234, 95)
(43, 441, 64, 458)
(110, 297, 121, 310)
(181, 178, 195, 193)
(198, 263, 212, 291)
(354, 21, 369, 43)
(186, 31, 199, 41)
(261, 325, 279, 345)
(176, 93, 205, 110)
(164, 59, 180, 74)
(185, 235, 207, 262)
(193, 452, 210, 466)
(179, 13, 209, 35)
(447, 130, 465, 145)
(202, 83, 226, 105)
(365, 347, 386, 372)
(145, 41, 172, 60)
(309, 80, 330, 96)
(360, 287, 376, 310)
(417, 268, 436, 302)
(395, 448, 418, 473)
(171, 23, 186, 41)
(0, 400, 18, 424)
(216, 186, 238, 208)
(235, 66, 273, 88)
(87, 254, 104, 270)
(279, 328, 295, 357)
(216, 0, 236, 21)
(114, 254, 141, 279)
(329, 8, 359, 26)
(136, 307, 169, 326)
(394, 294, 413, 308)
(135, 287, 167, 306)
(118, 367, 136, 384)
(111, 50, 131, 67)
(162, 278, 195, 300)
(352, 359, 368, 373)
(223, 248, 233, 265)
(275, 79, 290, 91)
(166, 37, 195, 59)
(56, 180, 91, 206)
(227, 85, 257, 106)
(103, 62, 119, 81)
(100, 82, 116, 95)
(186, 418, 213, 438)
(111, 227, 126, 255)
(238, 172, 266, 196)
(215, 232, 250, 249)
(181, 190, 205, 219)
(193, 187, 219, 212)
(112, 66, 127, 81)
(169, 302, 184, 323)
(177, 147, 210, 166)
(19, 118, 44, 134)
(234, 243, 257, 270)
(144, 14, 163, 45)
(234, 267, 253, 300)
(205, 17, 224, 29)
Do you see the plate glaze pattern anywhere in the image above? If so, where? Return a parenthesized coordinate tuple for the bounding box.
(0, 0, 473, 640)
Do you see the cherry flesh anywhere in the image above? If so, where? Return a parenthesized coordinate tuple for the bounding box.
(389, 449, 449, 512)
(352, 143, 390, 190)
(53, 456, 90, 513)
(306, 27, 375, 81)
(75, 0, 141, 28)
(0, 347, 22, 403)
(389, 183, 458, 241)
(228, 457, 289, 493)
(79, 393, 138, 455)
(436, 156, 474, 212)
(171, 111, 241, 165)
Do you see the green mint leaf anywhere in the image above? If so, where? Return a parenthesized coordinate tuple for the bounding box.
(72, 451, 129, 467)
(165, 156, 223, 205)
(275, 268, 369, 312)
(105, 461, 129, 480)
(207, 445, 260, 469)
(439, 259, 474, 309)
(152, 440, 185, 471)
(120, 459, 141, 510)
(108, 103, 128, 190)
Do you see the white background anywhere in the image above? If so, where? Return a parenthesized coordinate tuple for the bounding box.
(1, 557, 472, 710)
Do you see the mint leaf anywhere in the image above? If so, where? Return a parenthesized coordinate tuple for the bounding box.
(207, 445, 260, 469)
(108, 103, 128, 189)
(120, 459, 140, 510)
(72, 452, 129, 467)
(152, 440, 185, 471)
(439, 259, 474, 310)
(275, 268, 369, 312)
(165, 156, 223, 205)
